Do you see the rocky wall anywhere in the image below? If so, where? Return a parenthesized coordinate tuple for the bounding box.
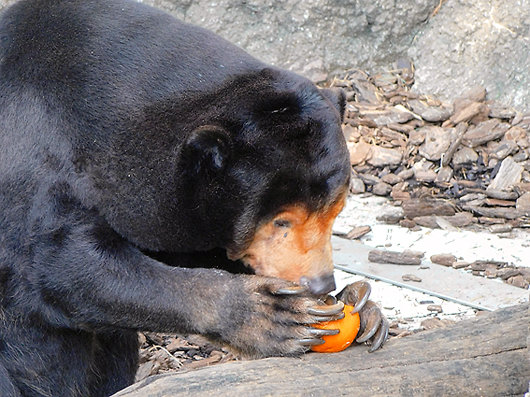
(1, 0, 529, 111)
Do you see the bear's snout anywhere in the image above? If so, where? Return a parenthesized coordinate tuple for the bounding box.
(300, 273, 336, 295)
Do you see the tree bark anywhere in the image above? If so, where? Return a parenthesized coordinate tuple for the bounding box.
(114, 303, 529, 397)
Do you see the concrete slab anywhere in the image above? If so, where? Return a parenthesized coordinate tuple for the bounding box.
(332, 236, 529, 311)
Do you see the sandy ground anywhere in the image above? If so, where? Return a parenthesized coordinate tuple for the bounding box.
(331, 194, 530, 331)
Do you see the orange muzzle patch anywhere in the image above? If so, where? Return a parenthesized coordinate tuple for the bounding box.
(235, 195, 346, 284)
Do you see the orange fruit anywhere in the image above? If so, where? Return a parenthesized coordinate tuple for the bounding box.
(310, 304, 360, 353)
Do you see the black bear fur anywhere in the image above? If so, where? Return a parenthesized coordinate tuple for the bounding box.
(0, 0, 350, 396)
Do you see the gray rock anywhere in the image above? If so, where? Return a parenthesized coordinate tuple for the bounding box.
(2, 0, 527, 111)
(409, 0, 530, 112)
(138, 0, 438, 83)
(2, 0, 528, 113)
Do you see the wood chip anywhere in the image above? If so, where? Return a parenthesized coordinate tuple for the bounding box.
(408, 99, 452, 122)
(466, 205, 522, 220)
(452, 147, 479, 166)
(348, 139, 372, 165)
(441, 122, 468, 166)
(399, 219, 416, 228)
(489, 224, 513, 233)
(181, 353, 223, 370)
(345, 226, 371, 240)
(419, 126, 454, 161)
(450, 101, 487, 125)
(489, 140, 518, 160)
(430, 254, 457, 267)
(372, 182, 392, 196)
(420, 317, 454, 330)
(367, 145, 403, 167)
(506, 275, 529, 289)
(477, 217, 505, 225)
(350, 178, 366, 194)
(368, 249, 423, 265)
(402, 274, 422, 282)
(426, 304, 443, 313)
(462, 119, 510, 148)
(391, 190, 411, 201)
(470, 260, 508, 271)
(484, 189, 519, 200)
(402, 198, 455, 218)
(452, 261, 470, 269)
(484, 198, 515, 207)
(376, 213, 404, 224)
(496, 268, 520, 280)
(516, 192, 530, 213)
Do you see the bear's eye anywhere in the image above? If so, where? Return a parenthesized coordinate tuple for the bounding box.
(261, 95, 299, 116)
(273, 219, 291, 228)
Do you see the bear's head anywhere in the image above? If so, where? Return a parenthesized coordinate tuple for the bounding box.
(96, 68, 350, 295)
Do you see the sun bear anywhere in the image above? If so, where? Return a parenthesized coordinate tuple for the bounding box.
(0, 0, 387, 396)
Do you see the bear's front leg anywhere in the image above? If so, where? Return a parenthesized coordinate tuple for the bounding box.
(31, 218, 344, 358)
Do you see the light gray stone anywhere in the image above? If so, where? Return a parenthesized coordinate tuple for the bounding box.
(408, 0, 530, 112)
(2, 0, 527, 110)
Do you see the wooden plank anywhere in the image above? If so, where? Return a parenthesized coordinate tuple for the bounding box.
(331, 236, 529, 311)
(113, 304, 529, 397)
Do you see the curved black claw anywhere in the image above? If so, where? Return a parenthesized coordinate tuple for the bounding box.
(273, 285, 309, 295)
(308, 327, 340, 337)
(336, 281, 388, 352)
(336, 280, 371, 313)
(356, 301, 383, 342)
(367, 316, 389, 352)
(308, 301, 344, 317)
(298, 338, 325, 347)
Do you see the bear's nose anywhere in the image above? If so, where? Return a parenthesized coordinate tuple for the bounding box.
(301, 273, 336, 295)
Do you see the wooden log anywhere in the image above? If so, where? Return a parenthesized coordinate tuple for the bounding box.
(113, 303, 529, 397)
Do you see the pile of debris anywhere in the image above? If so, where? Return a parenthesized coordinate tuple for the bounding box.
(135, 332, 236, 382)
(329, 64, 530, 289)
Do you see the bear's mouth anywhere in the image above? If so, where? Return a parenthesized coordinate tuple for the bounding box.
(228, 192, 347, 295)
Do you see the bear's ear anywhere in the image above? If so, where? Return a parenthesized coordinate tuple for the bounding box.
(321, 87, 346, 122)
(182, 126, 232, 175)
